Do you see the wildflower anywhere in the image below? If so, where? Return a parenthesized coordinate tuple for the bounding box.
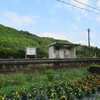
(2, 97, 5, 100)
(17, 95, 20, 97)
(34, 91, 37, 93)
(74, 93, 77, 95)
(78, 94, 81, 95)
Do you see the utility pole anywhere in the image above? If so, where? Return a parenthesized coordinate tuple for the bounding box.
(87, 28, 91, 57)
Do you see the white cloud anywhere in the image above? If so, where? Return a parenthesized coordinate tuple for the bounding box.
(39, 32, 74, 42)
(90, 33, 95, 38)
(39, 31, 96, 47)
(40, 32, 53, 37)
(0, 11, 37, 29)
(75, 40, 88, 45)
(76, 15, 81, 21)
(72, 0, 89, 8)
(72, 24, 78, 30)
(50, 10, 56, 15)
(72, 0, 91, 20)
(56, 0, 90, 20)
(43, 18, 56, 26)
(56, 0, 88, 10)
(52, 3, 62, 9)
(75, 40, 95, 46)
(52, 1, 72, 12)
(48, 18, 56, 23)
(96, 16, 100, 21)
(97, 1, 100, 6)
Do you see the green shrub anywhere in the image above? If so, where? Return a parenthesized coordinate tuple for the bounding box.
(0, 75, 5, 88)
(45, 69, 55, 81)
(4, 75, 14, 86)
(0, 66, 91, 92)
(32, 70, 41, 83)
(10, 74, 26, 85)
(24, 73, 34, 82)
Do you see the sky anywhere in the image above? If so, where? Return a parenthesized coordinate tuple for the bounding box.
(0, 0, 100, 48)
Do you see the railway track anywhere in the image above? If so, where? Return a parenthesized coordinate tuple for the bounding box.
(0, 58, 100, 74)
(0, 58, 100, 65)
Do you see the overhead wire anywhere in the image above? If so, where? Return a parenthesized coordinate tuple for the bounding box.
(57, 0, 100, 15)
(73, 0, 100, 12)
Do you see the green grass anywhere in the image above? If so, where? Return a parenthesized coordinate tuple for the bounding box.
(90, 97, 100, 100)
(0, 67, 90, 92)
(0, 66, 100, 100)
(90, 63, 100, 67)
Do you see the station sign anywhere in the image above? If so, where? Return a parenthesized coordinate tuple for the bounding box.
(25, 47, 36, 58)
(26, 47, 36, 55)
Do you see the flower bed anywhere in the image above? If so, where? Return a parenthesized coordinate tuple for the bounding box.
(0, 74, 100, 100)
(89, 66, 100, 75)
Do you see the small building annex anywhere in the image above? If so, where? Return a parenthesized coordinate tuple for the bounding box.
(48, 42, 79, 58)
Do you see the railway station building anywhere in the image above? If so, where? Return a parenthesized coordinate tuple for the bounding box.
(48, 42, 79, 58)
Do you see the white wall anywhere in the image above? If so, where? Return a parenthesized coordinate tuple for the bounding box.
(49, 46, 54, 58)
(59, 48, 64, 58)
(66, 49, 70, 58)
(56, 47, 71, 58)
(70, 47, 76, 58)
(49, 46, 76, 58)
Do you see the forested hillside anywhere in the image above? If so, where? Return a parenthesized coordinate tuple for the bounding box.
(0, 24, 70, 58)
(76, 45, 100, 58)
(0, 24, 100, 58)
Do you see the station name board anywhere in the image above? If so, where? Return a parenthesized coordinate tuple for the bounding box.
(26, 47, 36, 55)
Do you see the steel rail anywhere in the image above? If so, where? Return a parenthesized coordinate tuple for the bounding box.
(0, 58, 100, 65)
